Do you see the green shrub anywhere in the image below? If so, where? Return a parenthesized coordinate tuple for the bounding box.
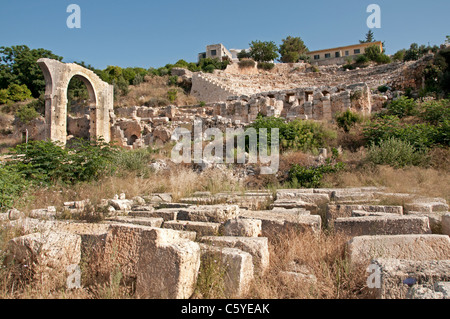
(288, 162, 345, 188)
(0, 89, 9, 104)
(257, 62, 275, 71)
(386, 96, 418, 118)
(366, 138, 427, 168)
(335, 110, 362, 133)
(0, 165, 29, 212)
(248, 116, 336, 153)
(238, 59, 256, 68)
(15, 104, 40, 124)
(114, 148, 153, 177)
(6, 139, 118, 186)
(419, 99, 450, 126)
(168, 75, 179, 86)
(167, 89, 178, 103)
(378, 85, 390, 93)
(0, 84, 32, 105)
(363, 116, 438, 150)
(355, 55, 370, 65)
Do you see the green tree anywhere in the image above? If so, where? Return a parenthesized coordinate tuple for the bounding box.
(249, 41, 279, 62)
(237, 50, 251, 60)
(279, 36, 309, 63)
(0, 45, 63, 97)
(360, 30, 375, 43)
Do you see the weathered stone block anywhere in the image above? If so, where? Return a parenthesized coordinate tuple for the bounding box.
(373, 259, 450, 299)
(104, 224, 201, 299)
(177, 205, 240, 223)
(327, 204, 403, 226)
(443, 213, 450, 236)
(108, 216, 164, 228)
(199, 244, 254, 298)
(164, 220, 221, 238)
(334, 216, 431, 237)
(6, 231, 81, 289)
(240, 210, 321, 236)
(347, 235, 450, 265)
(200, 236, 269, 272)
(223, 218, 262, 237)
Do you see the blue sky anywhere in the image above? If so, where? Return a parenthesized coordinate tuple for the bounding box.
(1, 0, 448, 69)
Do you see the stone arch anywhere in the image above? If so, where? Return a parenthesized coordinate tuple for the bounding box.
(37, 58, 114, 144)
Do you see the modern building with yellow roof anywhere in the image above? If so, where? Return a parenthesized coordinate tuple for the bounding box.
(307, 41, 383, 66)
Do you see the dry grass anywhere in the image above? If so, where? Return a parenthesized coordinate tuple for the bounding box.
(115, 75, 198, 108)
(324, 165, 450, 202)
(245, 231, 375, 299)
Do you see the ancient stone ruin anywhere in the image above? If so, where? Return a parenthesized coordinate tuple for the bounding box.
(37, 58, 114, 145)
(2, 187, 449, 299)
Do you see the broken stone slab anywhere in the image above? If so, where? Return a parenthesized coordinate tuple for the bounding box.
(240, 210, 321, 236)
(64, 199, 90, 210)
(129, 209, 179, 221)
(29, 207, 57, 220)
(443, 213, 450, 236)
(406, 282, 450, 299)
(326, 204, 403, 226)
(164, 221, 221, 238)
(372, 259, 450, 299)
(155, 203, 191, 209)
(405, 201, 449, 214)
(334, 216, 431, 237)
(177, 205, 240, 223)
(223, 218, 262, 238)
(6, 208, 25, 220)
(331, 191, 375, 203)
(199, 236, 269, 272)
(280, 261, 317, 286)
(270, 207, 311, 215)
(199, 244, 254, 298)
(276, 190, 330, 205)
(103, 224, 200, 299)
(5, 230, 81, 290)
(407, 211, 448, 233)
(347, 235, 450, 266)
(142, 193, 173, 203)
(270, 199, 318, 214)
(351, 210, 399, 217)
(107, 216, 164, 228)
(109, 199, 133, 211)
(131, 205, 154, 212)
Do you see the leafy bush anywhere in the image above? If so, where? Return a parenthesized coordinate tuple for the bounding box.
(0, 165, 29, 212)
(0, 84, 32, 104)
(6, 139, 118, 186)
(378, 85, 390, 93)
(167, 89, 178, 103)
(15, 104, 40, 124)
(419, 99, 450, 126)
(366, 138, 427, 168)
(335, 110, 362, 133)
(355, 55, 370, 65)
(238, 59, 256, 68)
(288, 162, 345, 188)
(363, 45, 391, 64)
(363, 116, 438, 150)
(248, 116, 336, 153)
(168, 75, 179, 86)
(386, 96, 418, 118)
(114, 148, 153, 177)
(257, 62, 275, 71)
